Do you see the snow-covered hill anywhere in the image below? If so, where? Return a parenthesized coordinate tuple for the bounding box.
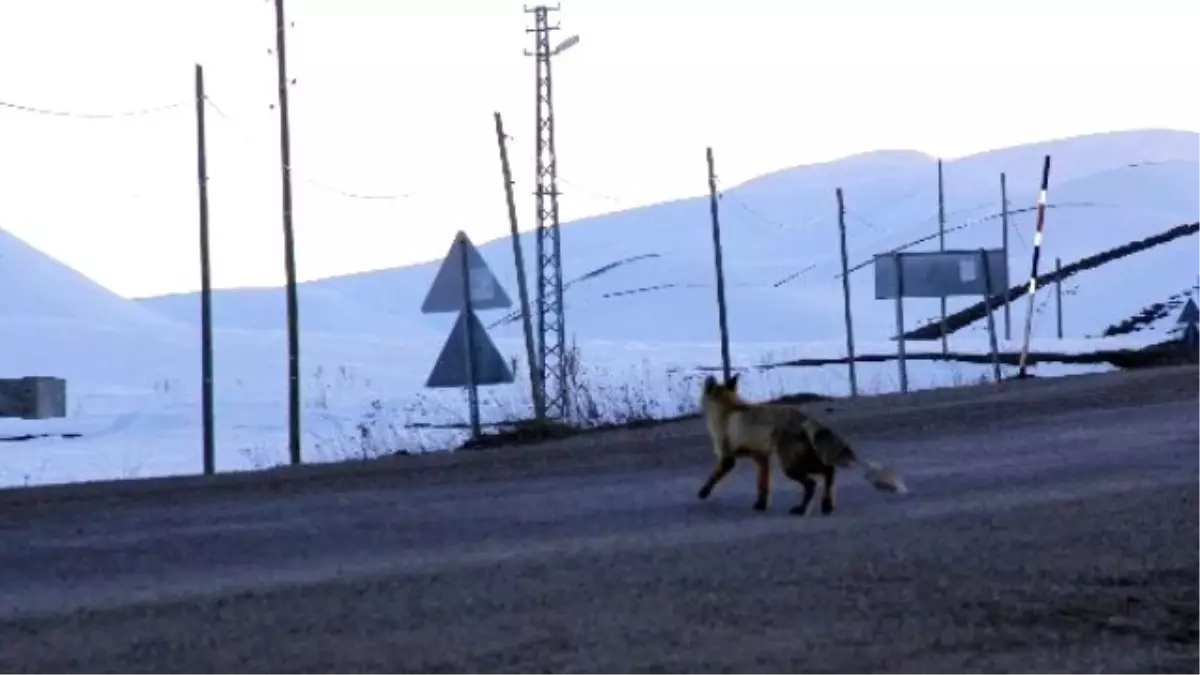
(0, 226, 177, 331)
(0, 128, 1195, 488)
(137, 128, 1198, 344)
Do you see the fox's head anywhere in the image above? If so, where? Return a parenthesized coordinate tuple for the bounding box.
(701, 373, 742, 410)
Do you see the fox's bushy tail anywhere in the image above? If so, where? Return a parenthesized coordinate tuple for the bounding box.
(860, 459, 908, 494)
(802, 416, 908, 494)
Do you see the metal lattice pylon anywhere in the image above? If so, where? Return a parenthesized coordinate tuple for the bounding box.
(526, 4, 569, 421)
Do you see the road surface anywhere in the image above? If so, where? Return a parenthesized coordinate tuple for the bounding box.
(0, 365, 1197, 673)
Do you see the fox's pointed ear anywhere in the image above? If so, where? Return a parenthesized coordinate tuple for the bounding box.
(703, 375, 718, 393)
(727, 373, 740, 390)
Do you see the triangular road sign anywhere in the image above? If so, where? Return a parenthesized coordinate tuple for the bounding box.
(425, 310, 515, 388)
(421, 231, 513, 314)
(1181, 322, 1199, 351)
(1176, 298, 1198, 325)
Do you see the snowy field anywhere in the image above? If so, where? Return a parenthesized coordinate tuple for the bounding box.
(0, 328, 1166, 489)
(1, 128, 1195, 489)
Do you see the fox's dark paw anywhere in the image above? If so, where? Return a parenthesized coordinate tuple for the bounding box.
(752, 499, 768, 512)
(788, 504, 810, 516)
(820, 499, 835, 515)
(697, 485, 712, 500)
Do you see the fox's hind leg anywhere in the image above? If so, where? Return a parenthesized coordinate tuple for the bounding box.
(697, 455, 736, 500)
(783, 467, 817, 516)
(820, 466, 837, 515)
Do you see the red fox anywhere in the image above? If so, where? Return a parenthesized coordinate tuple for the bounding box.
(697, 373, 907, 515)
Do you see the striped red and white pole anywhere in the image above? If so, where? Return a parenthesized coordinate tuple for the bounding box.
(1017, 154, 1052, 378)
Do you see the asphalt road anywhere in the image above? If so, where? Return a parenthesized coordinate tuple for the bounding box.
(0, 366, 1197, 673)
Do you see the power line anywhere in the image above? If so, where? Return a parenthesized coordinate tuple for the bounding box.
(203, 95, 413, 201)
(894, 199, 998, 241)
(837, 201, 1103, 279)
(767, 199, 1104, 289)
(836, 182, 926, 227)
(301, 177, 412, 201)
(201, 95, 233, 124)
(719, 191, 790, 230)
(844, 207, 884, 233)
(555, 175, 625, 205)
(771, 262, 819, 288)
(0, 98, 187, 119)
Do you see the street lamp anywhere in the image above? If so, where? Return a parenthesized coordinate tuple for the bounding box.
(552, 34, 580, 56)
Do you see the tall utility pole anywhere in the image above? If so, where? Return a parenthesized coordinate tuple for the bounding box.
(706, 147, 731, 382)
(494, 111, 543, 425)
(937, 159, 948, 355)
(524, 4, 578, 421)
(1000, 172, 1011, 341)
(194, 64, 215, 476)
(273, 0, 302, 465)
(836, 187, 858, 397)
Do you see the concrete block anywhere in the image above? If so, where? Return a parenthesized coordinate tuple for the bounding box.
(0, 376, 68, 420)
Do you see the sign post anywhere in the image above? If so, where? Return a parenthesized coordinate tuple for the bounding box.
(421, 231, 515, 441)
(874, 248, 1010, 393)
(892, 252, 908, 392)
(979, 249, 1002, 382)
(457, 239, 482, 438)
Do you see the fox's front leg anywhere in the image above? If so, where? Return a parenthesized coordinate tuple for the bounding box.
(751, 453, 771, 511)
(698, 436, 735, 500)
(698, 454, 736, 500)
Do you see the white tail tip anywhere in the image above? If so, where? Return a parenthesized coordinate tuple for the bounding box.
(865, 464, 908, 494)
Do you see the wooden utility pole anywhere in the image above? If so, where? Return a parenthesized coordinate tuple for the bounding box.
(1000, 172, 1011, 341)
(194, 64, 215, 476)
(494, 111, 543, 425)
(937, 159, 948, 354)
(706, 147, 731, 382)
(273, 0, 302, 465)
(836, 187, 858, 397)
(1055, 257, 1063, 339)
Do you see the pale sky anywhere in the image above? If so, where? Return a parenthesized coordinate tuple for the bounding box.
(0, 0, 1196, 298)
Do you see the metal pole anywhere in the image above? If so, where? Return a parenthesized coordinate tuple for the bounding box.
(937, 159, 948, 355)
(458, 237, 481, 440)
(1000, 172, 1011, 341)
(543, 31, 568, 422)
(532, 16, 548, 410)
(1018, 155, 1052, 378)
(494, 111, 543, 425)
(273, 0, 302, 464)
(1055, 257, 1063, 339)
(706, 146, 732, 382)
(836, 187, 858, 397)
(894, 253, 908, 393)
(526, 4, 570, 421)
(980, 249, 1002, 383)
(195, 64, 215, 476)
